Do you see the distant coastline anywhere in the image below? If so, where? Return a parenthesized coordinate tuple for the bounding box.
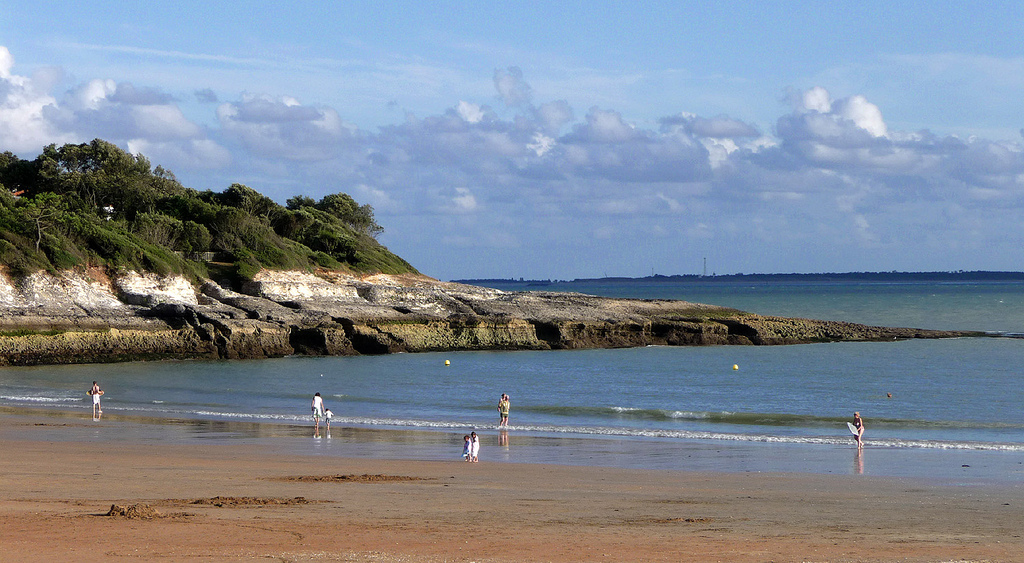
(454, 270, 1024, 286)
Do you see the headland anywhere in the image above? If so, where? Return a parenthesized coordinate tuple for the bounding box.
(0, 268, 983, 366)
(0, 268, 985, 366)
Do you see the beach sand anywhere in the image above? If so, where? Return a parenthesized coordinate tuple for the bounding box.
(2, 419, 1023, 562)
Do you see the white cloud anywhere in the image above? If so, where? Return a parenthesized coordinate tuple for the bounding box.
(127, 138, 232, 170)
(660, 113, 760, 139)
(1, 46, 224, 178)
(6, 45, 1024, 279)
(535, 99, 573, 134)
(494, 66, 533, 107)
(451, 187, 478, 212)
(131, 105, 201, 139)
(527, 132, 556, 157)
(0, 46, 73, 152)
(801, 86, 832, 113)
(456, 101, 485, 124)
(217, 94, 351, 160)
(0, 46, 13, 77)
(74, 78, 117, 110)
(834, 95, 887, 138)
(573, 107, 638, 143)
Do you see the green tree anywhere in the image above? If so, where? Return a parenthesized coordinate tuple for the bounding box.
(315, 192, 383, 238)
(285, 195, 316, 210)
(0, 140, 417, 278)
(19, 193, 67, 252)
(218, 183, 278, 218)
(131, 212, 182, 248)
(179, 221, 212, 254)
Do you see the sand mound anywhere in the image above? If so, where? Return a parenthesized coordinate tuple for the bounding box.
(106, 503, 161, 519)
(277, 474, 428, 483)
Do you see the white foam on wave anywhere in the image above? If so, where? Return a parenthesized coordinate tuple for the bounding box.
(323, 416, 1024, 452)
(0, 395, 82, 403)
(8, 398, 1022, 453)
(667, 410, 711, 420)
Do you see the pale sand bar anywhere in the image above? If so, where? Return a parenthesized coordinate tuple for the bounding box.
(2, 416, 1024, 562)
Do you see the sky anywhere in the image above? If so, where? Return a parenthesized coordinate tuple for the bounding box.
(2, 1, 1023, 280)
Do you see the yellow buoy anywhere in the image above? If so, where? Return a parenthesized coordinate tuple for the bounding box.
(445, 359, 450, 366)
(732, 364, 739, 370)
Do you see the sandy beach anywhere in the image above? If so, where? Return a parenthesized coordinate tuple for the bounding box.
(1, 416, 1022, 562)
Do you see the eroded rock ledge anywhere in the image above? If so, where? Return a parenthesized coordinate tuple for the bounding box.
(0, 270, 981, 366)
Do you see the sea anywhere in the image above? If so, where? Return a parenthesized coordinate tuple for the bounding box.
(2, 278, 1023, 484)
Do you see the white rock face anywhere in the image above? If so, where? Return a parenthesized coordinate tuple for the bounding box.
(114, 272, 198, 306)
(0, 274, 16, 307)
(245, 270, 363, 302)
(0, 271, 128, 311)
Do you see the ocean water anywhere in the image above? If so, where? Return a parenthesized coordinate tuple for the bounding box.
(2, 279, 1023, 481)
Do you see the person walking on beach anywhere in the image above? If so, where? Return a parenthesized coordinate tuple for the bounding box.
(852, 411, 865, 449)
(312, 392, 326, 435)
(88, 381, 104, 418)
(462, 434, 472, 461)
(498, 394, 510, 427)
(470, 431, 480, 462)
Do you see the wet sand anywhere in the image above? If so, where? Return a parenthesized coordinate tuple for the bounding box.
(2, 417, 1024, 562)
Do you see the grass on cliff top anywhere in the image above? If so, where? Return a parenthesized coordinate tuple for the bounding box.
(0, 140, 418, 285)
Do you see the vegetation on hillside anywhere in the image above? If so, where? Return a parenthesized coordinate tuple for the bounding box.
(0, 139, 417, 282)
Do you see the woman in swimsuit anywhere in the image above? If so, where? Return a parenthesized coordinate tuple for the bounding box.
(852, 411, 865, 449)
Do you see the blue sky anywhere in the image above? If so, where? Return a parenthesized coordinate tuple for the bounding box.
(2, 1, 1023, 280)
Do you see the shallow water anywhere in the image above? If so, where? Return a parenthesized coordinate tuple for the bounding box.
(2, 279, 1023, 482)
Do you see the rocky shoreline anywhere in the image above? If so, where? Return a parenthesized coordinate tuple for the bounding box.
(0, 269, 982, 366)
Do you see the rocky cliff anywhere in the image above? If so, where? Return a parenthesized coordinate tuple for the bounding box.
(0, 269, 981, 366)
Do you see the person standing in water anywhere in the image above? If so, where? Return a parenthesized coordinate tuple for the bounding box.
(852, 411, 865, 449)
(497, 394, 510, 427)
(89, 381, 104, 418)
(312, 392, 326, 435)
(470, 431, 480, 462)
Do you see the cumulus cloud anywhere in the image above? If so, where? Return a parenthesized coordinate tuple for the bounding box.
(45, 80, 202, 142)
(494, 66, 533, 107)
(0, 45, 232, 179)
(127, 138, 232, 170)
(5, 46, 1024, 277)
(456, 101, 486, 124)
(568, 107, 640, 144)
(773, 87, 917, 174)
(0, 46, 74, 152)
(217, 94, 350, 160)
(535, 99, 574, 134)
(107, 83, 177, 106)
(835, 95, 887, 138)
(660, 113, 760, 139)
(0, 46, 12, 77)
(550, 107, 711, 182)
(451, 187, 478, 212)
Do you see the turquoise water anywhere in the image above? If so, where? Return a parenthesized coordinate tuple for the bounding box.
(2, 280, 1023, 480)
